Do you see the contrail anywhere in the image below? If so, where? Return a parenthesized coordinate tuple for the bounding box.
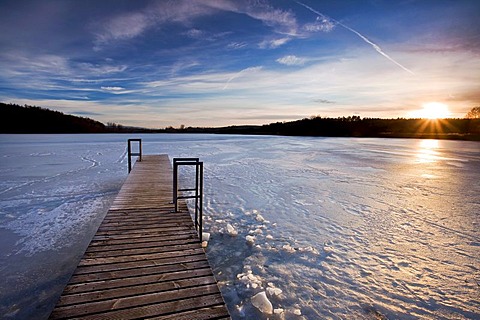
(223, 66, 262, 90)
(295, 1, 414, 75)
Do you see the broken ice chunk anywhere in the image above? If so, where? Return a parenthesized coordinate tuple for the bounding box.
(282, 244, 296, 253)
(226, 223, 238, 236)
(251, 291, 273, 314)
(201, 232, 211, 247)
(266, 287, 283, 296)
(293, 308, 302, 315)
(202, 232, 210, 242)
(255, 214, 265, 222)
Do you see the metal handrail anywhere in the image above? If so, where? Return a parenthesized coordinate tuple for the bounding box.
(127, 139, 142, 173)
(173, 158, 203, 242)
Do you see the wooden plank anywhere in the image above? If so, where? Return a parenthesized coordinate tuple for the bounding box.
(69, 259, 211, 284)
(87, 233, 199, 249)
(149, 305, 231, 320)
(51, 284, 221, 318)
(57, 275, 218, 306)
(49, 155, 230, 319)
(63, 265, 214, 295)
(73, 252, 209, 275)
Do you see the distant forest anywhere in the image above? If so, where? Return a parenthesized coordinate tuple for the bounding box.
(207, 115, 480, 140)
(1, 102, 479, 140)
(0, 103, 151, 133)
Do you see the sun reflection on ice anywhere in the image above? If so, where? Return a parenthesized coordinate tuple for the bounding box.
(416, 139, 440, 164)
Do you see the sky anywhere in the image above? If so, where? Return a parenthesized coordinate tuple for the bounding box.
(1, 0, 479, 128)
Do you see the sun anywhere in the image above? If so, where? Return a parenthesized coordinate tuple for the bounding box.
(409, 102, 451, 119)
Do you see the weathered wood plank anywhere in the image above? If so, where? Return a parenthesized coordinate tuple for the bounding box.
(91, 229, 197, 242)
(87, 233, 198, 249)
(69, 259, 211, 284)
(83, 242, 201, 259)
(63, 265, 213, 295)
(49, 155, 230, 319)
(51, 284, 221, 318)
(149, 305, 231, 320)
(73, 252, 209, 275)
(57, 275, 218, 306)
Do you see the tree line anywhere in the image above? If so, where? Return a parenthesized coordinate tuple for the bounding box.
(0, 103, 151, 133)
(1, 102, 479, 140)
(0, 103, 107, 133)
(225, 116, 480, 140)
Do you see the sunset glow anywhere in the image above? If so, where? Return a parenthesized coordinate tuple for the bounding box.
(409, 102, 451, 119)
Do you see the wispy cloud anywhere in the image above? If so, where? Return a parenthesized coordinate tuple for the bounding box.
(185, 28, 204, 39)
(72, 111, 103, 116)
(93, 12, 153, 50)
(92, 1, 215, 49)
(227, 42, 247, 50)
(243, 1, 298, 36)
(78, 62, 127, 75)
(170, 60, 200, 76)
(277, 55, 306, 66)
(259, 37, 290, 49)
(100, 86, 136, 95)
(93, 0, 300, 50)
(184, 28, 232, 42)
(313, 99, 335, 104)
(101, 86, 124, 91)
(304, 16, 335, 33)
(295, 1, 414, 75)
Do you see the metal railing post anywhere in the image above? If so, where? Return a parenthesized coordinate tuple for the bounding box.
(173, 159, 178, 212)
(127, 139, 142, 173)
(128, 141, 132, 173)
(172, 158, 203, 242)
(199, 161, 203, 241)
(194, 162, 199, 231)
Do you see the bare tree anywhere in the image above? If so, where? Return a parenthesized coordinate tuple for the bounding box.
(465, 107, 480, 119)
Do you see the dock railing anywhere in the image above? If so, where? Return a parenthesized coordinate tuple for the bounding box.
(173, 158, 204, 242)
(127, 139, 142, 173)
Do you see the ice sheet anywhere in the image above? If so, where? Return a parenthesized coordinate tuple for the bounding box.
(0, 134, 478, 319)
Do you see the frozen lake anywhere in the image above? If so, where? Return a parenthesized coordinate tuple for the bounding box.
(0, 134, 479, 319)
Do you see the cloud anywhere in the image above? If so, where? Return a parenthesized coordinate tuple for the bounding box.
(101, 86, 124, 91)
(243, 2, 298, 36)
(93, 0, 300, 50)
(92, 1, 216, 49)
(185, 28, 204, 39)
(5, 44, 477, 127)
(227, 42, 247, 50)
(259, 37, 290, 49)
(276, 55, 306, 66)
(183, 28, 232, 42)
(72, 111, 103, 116)
(304, 16, 335, 33)
(170, 60, 200, 76)
(78, 63, 127, 75)
(94, 11, 153, 49)
(313, 99, 335, 104)
(100, 86, 138, 95)
(93, 0, 298, 51)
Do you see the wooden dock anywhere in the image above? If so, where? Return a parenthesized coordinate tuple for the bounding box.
(49, 155, 230, 319)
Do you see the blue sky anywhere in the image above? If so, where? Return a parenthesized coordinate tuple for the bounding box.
(1, 0, 479, 128)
